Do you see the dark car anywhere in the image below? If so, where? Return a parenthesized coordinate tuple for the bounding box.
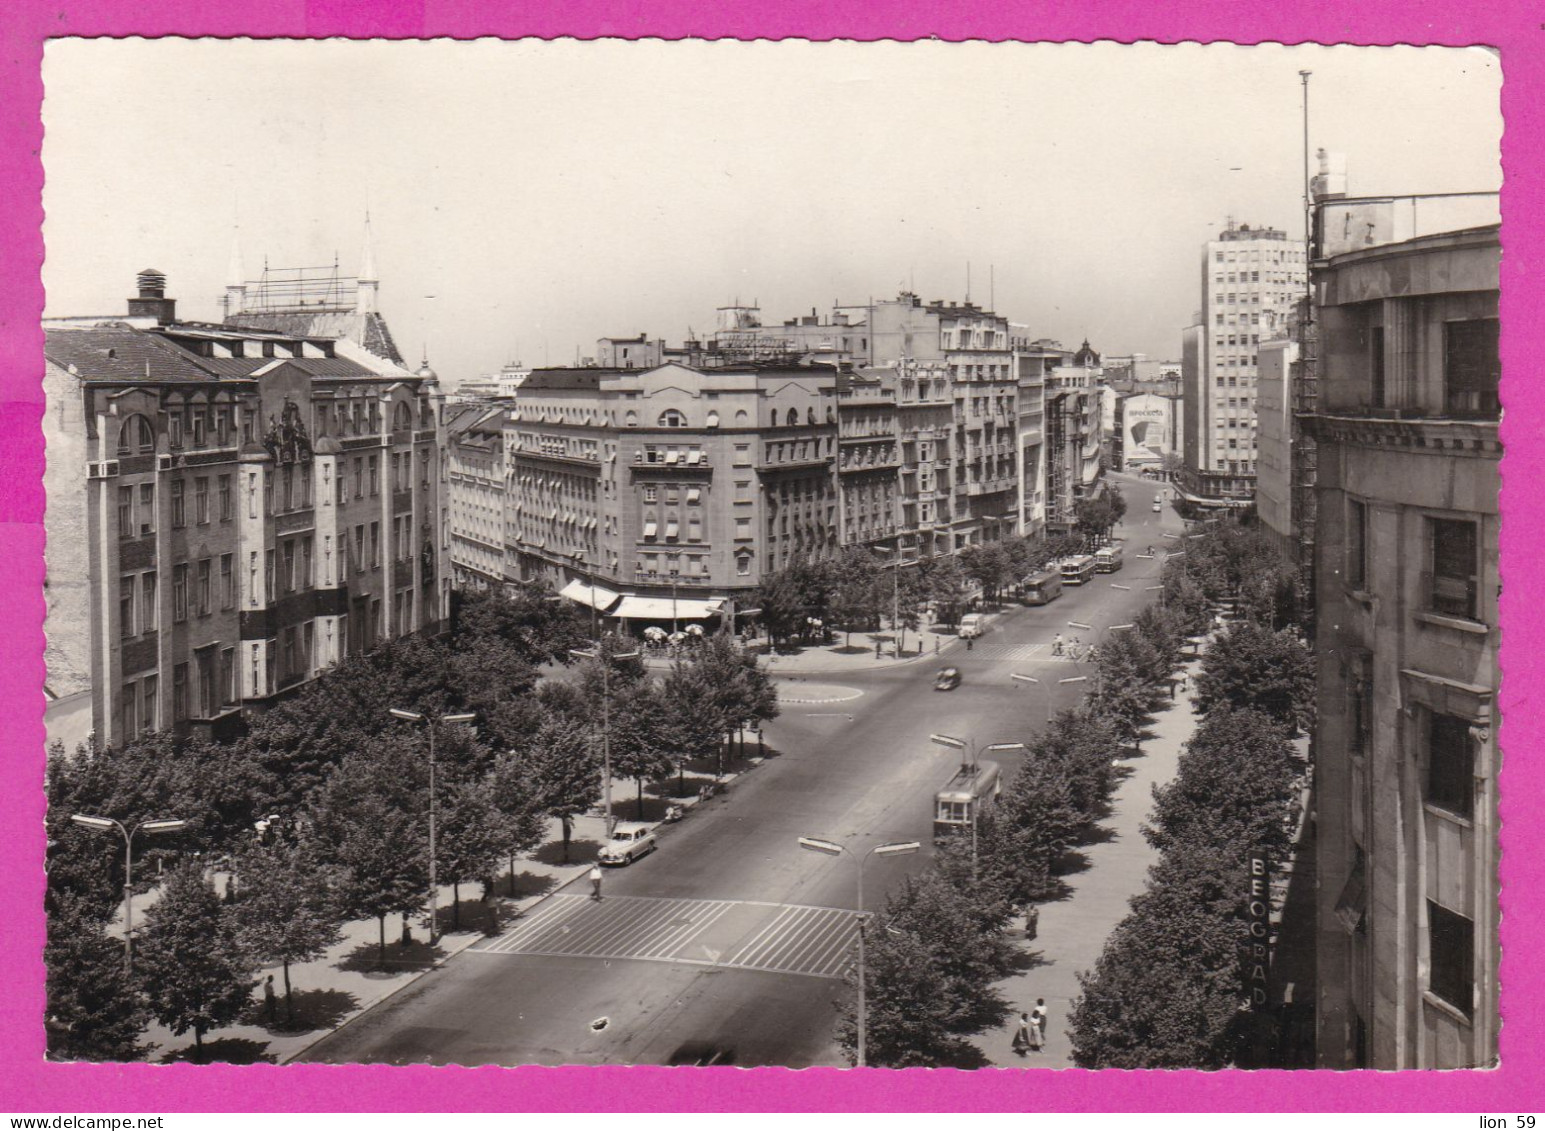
(934, 667, 962, 691)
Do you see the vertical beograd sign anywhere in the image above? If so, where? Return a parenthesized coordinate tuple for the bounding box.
(1244, 855, 1271, 1007)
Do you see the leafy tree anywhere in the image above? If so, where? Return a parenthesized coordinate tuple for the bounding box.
(452, 584, 590, 666)
(607, 682, 679, 820)
(1192, 623, 1315, 736)
(227, 834, 345, 1024)
(753, 568, 806, 648)
(516, 716, 601, 862)
(307, 740, 428, 962)
(1090, 630, 1164, 752)
(45, 891, 149, 1061)
(658, 660, 732, 790)
(1067, 844, 1248, 1069)
(1145, 707, 1301, 861)
(921, 556, 972, 627)
(433, 778, 511, 927)
(986, 758, 1086, 904)
(134, 864, 257, 1058)
(836, 923, 972, 1068)
(959, 543, 1016, 604)
(486, 750, 554, 886)
(829, 547, 883, 645)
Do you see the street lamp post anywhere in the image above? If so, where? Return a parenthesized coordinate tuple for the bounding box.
(669, 567, 680, 637)
(70, 813, 188, 972)
(1010, 673, 1054, 728)
(389, 708, 475, 945)
(573, 552, 599, 641)
(570, 642, 641, 838)
(797, 836, 921, 1067)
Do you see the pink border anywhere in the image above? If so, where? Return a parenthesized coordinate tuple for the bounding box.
(1, 1, 1537, 1112)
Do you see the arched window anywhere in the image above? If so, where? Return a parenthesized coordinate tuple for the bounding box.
(658, 409, 686, 428)
(117, 414, 154, 456)
(394, 402, 412, 432)
(735, 409, 749, 425)
(624, 410, 638, 427)
(786, 408, 799, 427)
(706, 411, 720, 428)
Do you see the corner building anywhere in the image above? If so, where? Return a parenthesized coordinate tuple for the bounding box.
(43, 267, 446, 752)
(1306, 210, 1500, 1068)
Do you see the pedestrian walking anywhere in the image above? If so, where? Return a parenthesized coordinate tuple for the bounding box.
(1024, 905, 1039, 940)
(1053, 632, 1064, 657)
(1032, 998, 1049, 1044)
(934, 637, 940, 655)
(263, 974, 277, 1024)
(966, 635, 974, 651)
(875, 640, 883, 659)
(589, 864, 603, 902)
(1012, 1011, 1033, 1057)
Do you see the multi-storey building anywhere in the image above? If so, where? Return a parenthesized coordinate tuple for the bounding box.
(44, 264, 446, 752)
(503, 362, 839, 623)
(444, 403, 509, 588)
(1305, 197, 1500, 1068)
(836, 368, 901, 551)
(1180, 221, 1307, 506)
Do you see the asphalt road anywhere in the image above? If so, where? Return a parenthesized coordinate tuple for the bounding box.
(300, 477, 1182, 1067)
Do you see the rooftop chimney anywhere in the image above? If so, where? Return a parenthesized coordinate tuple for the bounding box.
(127, 269, 177, 324)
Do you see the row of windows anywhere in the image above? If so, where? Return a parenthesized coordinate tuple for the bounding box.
(1213, 247, 1304, 264)
(1346, 506, 1483, 621)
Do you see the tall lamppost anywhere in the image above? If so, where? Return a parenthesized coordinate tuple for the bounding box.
(797, 836, 921, 1067)
(572, 551, 599, 640)
(871, 546, 901, 657)
(1010, 673, 1054, 727)
(570, 641, 641, 838)
(668, 566, 680, 636)
(70, 813, 188, 972)
(388, 708, 475, 945)
(928, 733, 1026, 875)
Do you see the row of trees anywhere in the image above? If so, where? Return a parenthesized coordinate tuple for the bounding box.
(45, 589, 779, 1061)
(844, 594, 1190, 1067)
(753, 507, 1123, 652)
(1160, 513, 1303, 635)
(1066, 520, 1315, 1069)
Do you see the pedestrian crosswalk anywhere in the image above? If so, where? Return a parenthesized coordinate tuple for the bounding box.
(474, 894, 860, 980)
(962, 641, 1087, 663)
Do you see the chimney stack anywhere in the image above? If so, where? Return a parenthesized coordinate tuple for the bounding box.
(127, 269, 177, 324)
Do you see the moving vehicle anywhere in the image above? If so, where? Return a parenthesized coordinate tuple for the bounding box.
(1022, 569, 1064, 606)
(934, 760, 1003, 841)
(597, 822, 658, 866)
(958, 612, 992, 639)
(1152, 498, 1164, 512)
(934, 666, 962, 691)
(1095, 545, 1124, 573)
(1059, 555, 1097, 586)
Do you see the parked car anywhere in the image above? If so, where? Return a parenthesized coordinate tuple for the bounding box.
(597, 822, 658, 866)
(1152, 499, 1163, 512)
(934, 667, 962, 691)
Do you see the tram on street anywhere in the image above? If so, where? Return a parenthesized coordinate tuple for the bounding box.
(1059, 554, 1097, 586)
(933, 761, 1002, 841)
(1022, 568, 1064, 605)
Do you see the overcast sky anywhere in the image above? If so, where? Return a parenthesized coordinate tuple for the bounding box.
(42, 39, 1500, 383)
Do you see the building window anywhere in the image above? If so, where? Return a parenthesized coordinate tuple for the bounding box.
(1429, 518, 1479, 619)
(1427, 713, 1475, 818)
(120, 577, 135, 638)
(371, 522, 381, 568)
(354, 458, 364, 499)
(734, 444, 751, 466)
(658, 409, 686, 428)
(737, 553, 752, 576)
(1370, 325, 1385, 408)
(141, 674, 157, 733)
(1427, 900, 1475, 1017)
(264, 549, 275, 603)
(1347, 500, 1367, 591)
(220, 648, 235, 707)
(369, 455, 380, 495)
(643, 485, 658, 503)
(301, 536, 312, 589)
(170, 479, 185, 528)
(173, 663, 188, 722)
(172, 564, 188, 622)
(354, 526, 365, 573)
(118, 487, 134, 538)
(118, 414, 155, 456)
(283, 541, 297, 592)
(194, 477, 209, 524)
(220, 554, 234, 609)
(141, 570, 157, 628)
(196, 558, 211, 616)
(197, 647, 216, 718)
(218, 475, 232, 521)
(1445, 319, 1500, 418)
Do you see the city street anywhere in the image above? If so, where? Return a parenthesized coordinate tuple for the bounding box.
(299, 484, 1182, 1067)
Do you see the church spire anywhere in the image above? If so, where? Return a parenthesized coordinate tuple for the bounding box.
(223, 227, 247, 320)
(358, 213, 379, 313)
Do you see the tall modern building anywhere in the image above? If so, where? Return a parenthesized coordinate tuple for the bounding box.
(1179, 221, 1307, 507)
(43, 256, 447, 753)
(1305, 191, 1500, 1068)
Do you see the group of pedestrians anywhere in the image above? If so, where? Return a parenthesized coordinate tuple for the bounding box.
(1052, 633, 1089, 661)
(1012, 1000, 1050, 1055)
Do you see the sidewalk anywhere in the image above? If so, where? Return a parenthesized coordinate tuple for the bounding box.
(138, 752, 768, 1064)
(977, 654, 1205, 1069)
(644, 623, 965, 676)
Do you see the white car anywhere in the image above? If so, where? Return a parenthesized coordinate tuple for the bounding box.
(598, 822, 658, 866)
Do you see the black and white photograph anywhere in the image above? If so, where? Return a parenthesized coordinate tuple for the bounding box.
(39, 38, 1502, 1071)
